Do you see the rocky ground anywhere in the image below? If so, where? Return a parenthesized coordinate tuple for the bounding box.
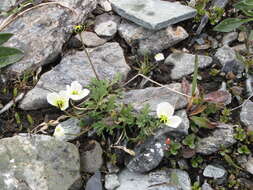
(0, 0, 253, 190)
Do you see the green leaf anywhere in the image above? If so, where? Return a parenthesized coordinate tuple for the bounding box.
(191, 116, 209, 128)
(0, 46, 24, 69)
(0, 33, 13, 45)
(234, 0, 253, 11)
(214, 18, 253, 32)
(192, 55, 198, 96)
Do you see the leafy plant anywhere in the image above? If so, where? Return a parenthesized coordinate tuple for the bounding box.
(168, 141, 182, 155)
(234, 127, 247, 141)
(183, 134, 197, 149)
(133, 55, 155, 76)
(237, 145, 251, 154)
(192, 181, 201, 190)
(0, 33, 24, 69)
(191, 155, 203, 168)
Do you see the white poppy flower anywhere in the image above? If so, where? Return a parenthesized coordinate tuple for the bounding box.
(156, 102, 182, 128)
(154, 53, 165, 62)
(66, 81, 90, 101)
(53, 124, 66, 141)
(47, 91, 69, 111)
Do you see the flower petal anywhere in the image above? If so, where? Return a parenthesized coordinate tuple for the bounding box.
(157, 102, 174, 118)
(47, 92, 59, 106)
(166, 116, 182, 128)
(71, 81, 82, 91)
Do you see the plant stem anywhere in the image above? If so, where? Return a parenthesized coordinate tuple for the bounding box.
(78, 33, 100, 80)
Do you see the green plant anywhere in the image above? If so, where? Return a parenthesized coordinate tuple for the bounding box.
(237, 145, 251, 154)
(0, 33, 24, 69)
(133, 55, 155, 76)
(191, 155, 203, 168)
(168, 141, 182, 155)
(192, 181, 201, 190)
(234, 127, 247, 141)
(220, 108, 231, 123)
(183, 134, 197, 149)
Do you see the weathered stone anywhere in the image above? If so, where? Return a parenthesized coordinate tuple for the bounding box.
(94, 13, 121, 37)
(20, 42, 130, 110)
(245, 157, 253, 175)
(80, 141, 103, 173)
(0, 134, 81, 190)
(77, 31, 107, 47)
(107, 162, 120, 174)
(111, 0, 196, 30)
(215, 46, 244, 74)
(121, 84, 190, 115)
(201, 182, 213, 190)
(165, 53, 213, 80)
(240, 100, 253, 132)
(126, 136, 166, 173)
(2, 0, 97, 76)
(155, 110, 189, 139)
(116, 169, 191, 190)
(98, 0, 112, 12)
(222, 32, 238, 45)
(0, 0, 16, 11)
(196, 124, 236, 155)
(118, 19, 188, 54)
(54, 118, 81, 141)
(203, 165, 227, 179)
(85, 171, 103, 190)
(105, 174, 120, 190)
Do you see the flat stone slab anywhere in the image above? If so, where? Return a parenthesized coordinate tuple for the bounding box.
(111, 0, 196, 30)
(19, 42, 130, 110)
(0, 134, 81, 190)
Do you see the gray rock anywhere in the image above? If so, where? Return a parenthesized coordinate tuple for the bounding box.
(111, 0, 196, 30)
(203, 165, 227, 179)
(118, 19, 188, 54)
(0, 0, 16, 11)
(245, 157, 253, 175)
(20, 42, 130, 110)
(126, 136, 166, 173)
(107, 162, 120, 174)
(2, 0, 97, 76)
(121, 84, 190, 115)
(98, 0, 112, 12)
(116, 169, 191, 190)
(85, 171, 103, 190)
(54, 118, 81, 141)
(77, 31, 107, 47)
(196, 124, 236, 155)
(201, 182, 213, 190)
(0, 134, 81, 190)
(165, 53, 213, 80)
(215, 46, 244, 74)
(80, 141, 103, 173)
(94, 13, 121, 37)
(155, 110, 189, 139)
(222, 32, 238, 45)
(240, 100, 253, 132)
(105, 174, 120, 190)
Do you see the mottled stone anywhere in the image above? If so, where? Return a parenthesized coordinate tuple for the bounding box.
(77, 31, 107, 47)
(240, 100, 253, 132)
(118, 19, 188, 54)
(98, 0, 112, 12)
(105, 174, 120, 190)
(2, 0, 97, 76)
(20, 42, 130, 110)
(0, 0, 16, 11)
(196, 124, 236, 155)
(245, 157, 253, 175)
(126, 137, 166, 173)
(215, 46, 244, 74)
(94, 13, 121, 37)
(203, 165, 227, 179)
(0, 134, 81, 190)
(85, 171, 103, 190)
(111, 0, 196, 30)
(116, 169, 191, 190)
(121, 84, 190, 115)
(80, 141, 103, 173)
(155, 110, 189, 139)
(165, 53, 213, 80)
(201, 182, 213, 190)
(222, 32, 238, 45)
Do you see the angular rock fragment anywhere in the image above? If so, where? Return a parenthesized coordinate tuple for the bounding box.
(240, 100, 253, 132)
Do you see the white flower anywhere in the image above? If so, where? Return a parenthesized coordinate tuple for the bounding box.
(154, 53, 165, 62)
(53, 124, 66, 140)
(47, 91, 69, 111)
(66, 81, 90, 101)
(156, 102, 182, 128)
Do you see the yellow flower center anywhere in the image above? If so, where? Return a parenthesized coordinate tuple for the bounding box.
(160, 115, 168, 123)
(56, 100, 64, 109)
(71, 90, 79, 95)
